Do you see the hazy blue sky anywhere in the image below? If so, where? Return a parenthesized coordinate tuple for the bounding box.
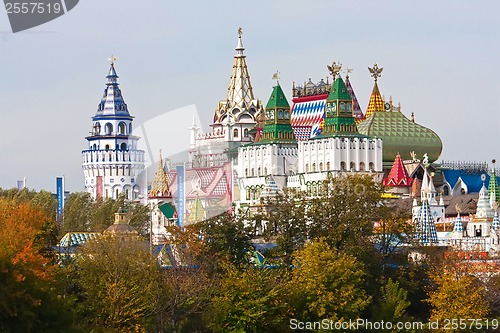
(1, 0, 499, 192)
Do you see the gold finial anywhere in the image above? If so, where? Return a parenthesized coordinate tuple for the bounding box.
(108, 54, 118, 65)
(455, 204, 462, 214)
(237, 27, 243, 38)
(368, 63, 383, 82)
(327, 61, 342, 80)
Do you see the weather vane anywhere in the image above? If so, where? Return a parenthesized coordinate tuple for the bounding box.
(272, 70, 280, 83)
(327, 61, 342, 80)
(237, 27, 243, 38)
(108, 54, 118, 65)
(368, 63, 383, 82)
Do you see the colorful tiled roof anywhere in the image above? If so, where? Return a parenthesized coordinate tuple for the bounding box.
(290, 94, 327, 140)
(365, 82, 384, 118)
(383, 154, 412, 187)
(58, 232, 100, 248)
(357, 110, 442, 163)
(415, 199, 438, 245)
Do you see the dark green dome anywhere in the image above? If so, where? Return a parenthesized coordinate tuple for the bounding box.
(357, 111, 442, 163)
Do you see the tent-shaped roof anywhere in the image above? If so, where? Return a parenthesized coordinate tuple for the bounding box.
(383, 154, 412, 187)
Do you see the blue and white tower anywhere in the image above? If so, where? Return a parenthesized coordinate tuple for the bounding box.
(82, 59, 145, 200)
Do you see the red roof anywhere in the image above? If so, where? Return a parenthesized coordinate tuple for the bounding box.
(383, 154, 412, 187)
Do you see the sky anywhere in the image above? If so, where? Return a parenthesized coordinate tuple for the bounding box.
(1, 0, 499, 193)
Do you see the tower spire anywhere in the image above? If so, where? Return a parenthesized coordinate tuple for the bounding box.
(365, 63, 385, 118)
(225, 27, 255, 108)
(149, 150, 171, 198)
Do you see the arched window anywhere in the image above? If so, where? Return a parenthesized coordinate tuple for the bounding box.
(312, 163, 316, 172)
(105, 123, 113, 135)
(305, 164, 309, 173)
(258, 167, 261, 176)
(233, 128, 239, 138)
(326, 161, 330, 171)
(319, 162, 323, 171)
(264, 167, 267, 175)
(278, 110, 283, 119)
(350, 162, 355, 171)
(244, 129, 249, 137)
(105, 144, 110, 151)
(251, 168, 255, 176)
(118, 122, 127, 135)
(120, 142, 127, 151)
(95, 123, 101, 134)
(341, 161, 346, 171)
(359, 162, 365, 171)
(245, 168, 248, 177)
(92, 144, 97, 150)
(129, 123, 133, 134)
(369, 162, 374, 171)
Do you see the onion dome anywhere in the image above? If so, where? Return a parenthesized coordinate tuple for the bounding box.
(357, 64, 442, 163)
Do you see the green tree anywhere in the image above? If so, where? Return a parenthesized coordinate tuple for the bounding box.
(307, 175, 382, 251)
(76, 236, 158, 332)
(259, 190, 309, 267)
(62, 192, 94, 232)
(372, 278, 411, 325)
(198, 212, 253, 269)
(288, 238, 370, 322)
(207, 266, 290, 333)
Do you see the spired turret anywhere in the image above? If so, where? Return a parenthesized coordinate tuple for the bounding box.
(82, 59, 145, 200)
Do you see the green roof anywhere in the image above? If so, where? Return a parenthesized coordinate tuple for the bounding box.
(357, 111, 443, 163)
(327, 77, 352, 101)
(265, 84, 290, 109)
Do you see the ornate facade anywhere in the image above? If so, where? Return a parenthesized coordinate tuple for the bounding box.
(82, 61, 145, 200)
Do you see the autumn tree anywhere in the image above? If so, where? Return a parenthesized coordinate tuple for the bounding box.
(427, 263, 489, 330)
(287, 238, 371, 322)
(0, 199, 75, 332)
